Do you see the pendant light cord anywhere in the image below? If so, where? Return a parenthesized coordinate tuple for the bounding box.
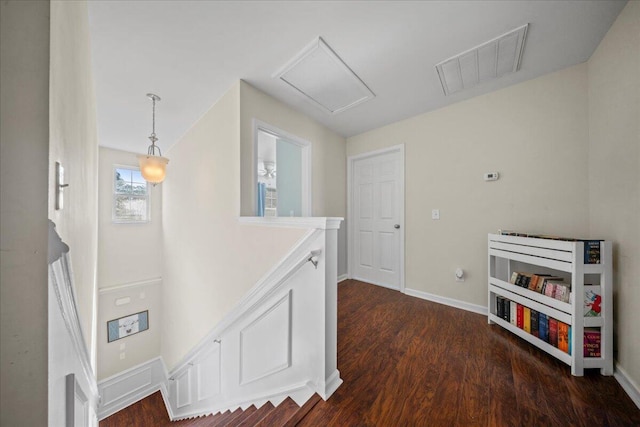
(148, 95, 162, 156)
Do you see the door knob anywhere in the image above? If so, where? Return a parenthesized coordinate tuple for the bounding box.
(394, 224, 400, 229)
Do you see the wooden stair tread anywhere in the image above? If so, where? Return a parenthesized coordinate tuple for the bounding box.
(222, 405, 256, 427)
(253, 398, 300, 427)
(282, 394, 321, 427)
(234, 402, 275, 427)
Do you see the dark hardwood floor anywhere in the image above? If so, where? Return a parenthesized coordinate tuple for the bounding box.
(101, 280, 640, 426)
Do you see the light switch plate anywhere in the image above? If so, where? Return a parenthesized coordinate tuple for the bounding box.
(431, 209, 440, 220)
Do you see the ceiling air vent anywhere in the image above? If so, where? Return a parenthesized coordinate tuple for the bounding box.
(275, 37, 375, 114)
(435, 24, 529, 96)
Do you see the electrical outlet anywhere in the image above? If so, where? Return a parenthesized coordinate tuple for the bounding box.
(432, 209, 440, 220)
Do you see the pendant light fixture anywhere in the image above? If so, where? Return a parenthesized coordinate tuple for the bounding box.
(138, 93, 169, 184)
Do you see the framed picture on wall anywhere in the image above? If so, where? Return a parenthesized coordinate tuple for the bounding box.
(107, 310, 149, 343)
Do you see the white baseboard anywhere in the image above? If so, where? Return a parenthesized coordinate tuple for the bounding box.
(614, 363, 640, 409)
(404, 287, 487, 316)
(97, 357, 168, 421)
(337, 274, 348, 283)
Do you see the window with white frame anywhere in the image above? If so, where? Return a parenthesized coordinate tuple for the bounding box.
(113, 167, 150, 223)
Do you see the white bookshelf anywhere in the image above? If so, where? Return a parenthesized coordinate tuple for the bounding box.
(487, 233, 613, 376)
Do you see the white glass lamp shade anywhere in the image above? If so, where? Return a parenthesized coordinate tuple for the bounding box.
(137, 154, 169, 184)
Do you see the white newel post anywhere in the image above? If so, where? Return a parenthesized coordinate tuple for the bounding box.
(318, 218, 343, 400)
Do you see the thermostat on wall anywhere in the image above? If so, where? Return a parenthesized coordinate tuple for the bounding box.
(484, 172, 499, 181)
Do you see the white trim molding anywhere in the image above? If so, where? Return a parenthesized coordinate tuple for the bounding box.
(98, 277, 162, 294)
(252, 119, 312, 216)
(239, 216, 343, 230)
(404, 287, 488, 316)
(337, 274, 348, 283)
(347, 144, 405, 293)
(614, 363, 640, 409)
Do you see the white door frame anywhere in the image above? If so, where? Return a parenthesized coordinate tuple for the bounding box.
(347, 144, 405, 293)
(253, 119, 312, 216)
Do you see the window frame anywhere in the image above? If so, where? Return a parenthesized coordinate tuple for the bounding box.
(112, 164, 151, 224)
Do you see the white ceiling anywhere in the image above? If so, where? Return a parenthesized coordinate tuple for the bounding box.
(88, 1, 626, 154)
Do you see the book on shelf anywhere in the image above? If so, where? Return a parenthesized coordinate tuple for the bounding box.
(558, 322, 570, 353)
(551, 282, 571, 303)
(503, 299, 510, 322)
(516, 304, 524, 329)
(510, 301, 517, 326)
(509, 271, 519, 285)
(568, 325, 573, 356)
(530, 309, 539, 338)
(523, 307, 531, 333)
(496, 296, 503, 319)
(549, 318, 558, 347)
(584, 328, 601, 357)
(584, 285, 602, 317)
(543, 282, 556, 298)
(536, 276, 563, 293)
(583, 240, 601, 265)
(539, 313, 549, 342)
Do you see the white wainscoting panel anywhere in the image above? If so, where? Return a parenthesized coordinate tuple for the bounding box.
(240, 291, 292, 385)
(197, 345, 221, 401)
(101, 366, 152, 407)
(176, 369, 192, 409)
(97, 357, 167, 420)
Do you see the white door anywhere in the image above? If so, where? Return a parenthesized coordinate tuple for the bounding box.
(350, 147, 403, 290)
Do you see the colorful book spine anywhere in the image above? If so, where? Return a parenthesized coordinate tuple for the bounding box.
(549, 318, 558, 347)
(558, 322, 569, 353)
(530, 310, 539, 338)
(582, 240, 601, 264)
(544, 283, 556, 298)
(496, 296, 503, 319)
(523, 307, 531, 333)
(503, 300, 510, 322)
(510, 301, 517, 326)
(517, 304, 523, 329)
(539, 313, 549, 342)
(510, 271, 519, 284)
(584, 329, 601, 357)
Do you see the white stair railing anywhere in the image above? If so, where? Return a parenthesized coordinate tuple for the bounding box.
(164, 217, 343, 421)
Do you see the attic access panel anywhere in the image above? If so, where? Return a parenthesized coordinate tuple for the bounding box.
(435, 24, 529, 96)
(275, 37, 375, 114)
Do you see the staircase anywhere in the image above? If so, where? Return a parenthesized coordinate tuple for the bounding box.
(97, 218, 342, 423)
(99, 391, 322, 426)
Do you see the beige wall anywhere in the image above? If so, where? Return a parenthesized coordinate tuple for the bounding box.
(588, 0, 640, 389)
(97, 280, 162, 379)
(48, 0, 100, 361)
(347, 64, 591, 308)
(239, 81, 348, 275)
(97, 147, 163, 379)
(97, 147, 163, 288)
(0, 1, 51, 425)
(162, 82, 307, 369)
